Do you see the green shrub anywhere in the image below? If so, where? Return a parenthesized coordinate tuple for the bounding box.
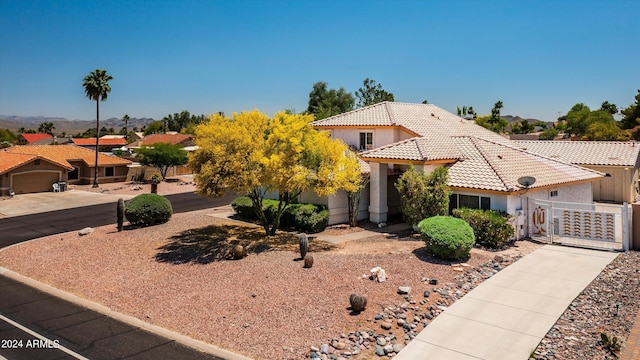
(452, 208, 515, 249)
(418, 216, 475, 260)
(125, 193, 173, 227)
(231, 197, 329, 233)
(395, 166, 450, 225)
(231, 196, 257, 220)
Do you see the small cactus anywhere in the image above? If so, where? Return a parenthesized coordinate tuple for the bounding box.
(349, 293, 367, 312)
(117, 198, 124, 232)
(232, 245, 246, 260)
(298, 233, 308, 259)
(303, 254, 314, 268)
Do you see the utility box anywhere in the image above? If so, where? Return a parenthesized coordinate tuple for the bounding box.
(632, 203, 640, 250)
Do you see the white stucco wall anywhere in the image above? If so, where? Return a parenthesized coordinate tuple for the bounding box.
(330, 128, 409, 150)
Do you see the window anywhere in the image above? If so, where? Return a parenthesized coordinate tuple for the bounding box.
(105, 167, 114, 177)
(550, 190, 558, 197)
(34, 159, 40, 166)
(359, 132, 373, 150)
(68, 166, 79, 180)
(449, 193, 491, 213)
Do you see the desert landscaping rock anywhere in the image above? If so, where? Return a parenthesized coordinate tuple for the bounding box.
(78, 227, 93, 236)
(397, 286, 411, 294)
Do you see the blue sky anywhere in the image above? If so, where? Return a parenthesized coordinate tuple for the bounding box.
(1, 0, 638, 122)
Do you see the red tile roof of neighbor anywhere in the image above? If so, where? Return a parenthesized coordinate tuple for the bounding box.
(19, 133, 53, 143)
(72, 138, 127, 146)
(4, 145, 131, 169)
(136, 133, 194, 146)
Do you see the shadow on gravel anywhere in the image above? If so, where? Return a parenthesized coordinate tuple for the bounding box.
(155, 224, 336, 264)
(411, 247, 469, 265)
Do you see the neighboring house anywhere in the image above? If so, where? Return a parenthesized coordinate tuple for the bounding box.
(126, 133, 196, 179)
(127, 133, 195, 149)
(309, 102, 604, 238)
(514, 140, 640, 203)
(71, 136, 127, 151)
(16, 133, 53, 145)
(1, 145, 131, 196)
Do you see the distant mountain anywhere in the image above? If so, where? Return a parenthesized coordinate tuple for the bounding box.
(0, 115, 155, 135)
(502, 115, 552, 125)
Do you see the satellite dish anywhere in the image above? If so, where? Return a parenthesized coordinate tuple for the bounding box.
(517, 176, 536, 188)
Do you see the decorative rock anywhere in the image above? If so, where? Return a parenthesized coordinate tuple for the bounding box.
(349, 294, 367, 312)
(78, 227, 93, 236)
(232, 244, 245, 260)
(423, 290, 430, 298)
(375, 346, 386, 356)
(303, 254, 314, 268)
(393, 343, 403, 352)
(333, 341, 346, 350)
(429, 278, 438, 285)
(310, 346, 319, 352)
(398, 286, 411, 295)
(397, 318, 406, 326)
(383, 344, 394, 354)
(320, 343, 334, 354)
(494, 254, 504, 263)
(377, 337, 387, 346)
(381, 321, 392, 330)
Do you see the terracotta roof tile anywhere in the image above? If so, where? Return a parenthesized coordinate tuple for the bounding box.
(5, 145, 131, 168)
(138, 133, 194, 146)
(0, 152, 38, 174)
(19, 133, 53, 143)
(513, 140, 640, 166)
(449, 137, 603, 192)
(72, 138, 127, 146)
(360, 137, 460, 161)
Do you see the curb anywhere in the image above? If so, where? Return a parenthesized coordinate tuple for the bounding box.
(0, 267, 254, 360)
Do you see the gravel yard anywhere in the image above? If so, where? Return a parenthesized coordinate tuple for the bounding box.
(1, 180, 637, 359)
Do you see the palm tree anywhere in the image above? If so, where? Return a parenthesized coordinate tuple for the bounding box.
(83, 69, 113, 188)
(122, 114, 130, 141)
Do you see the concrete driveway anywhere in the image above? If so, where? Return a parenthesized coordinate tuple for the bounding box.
(0, 190, 135, 218)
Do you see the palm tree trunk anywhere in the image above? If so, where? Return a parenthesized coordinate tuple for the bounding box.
(93, 99, 99, 188)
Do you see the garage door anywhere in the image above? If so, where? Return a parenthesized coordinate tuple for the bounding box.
(13, 172, 60, 194)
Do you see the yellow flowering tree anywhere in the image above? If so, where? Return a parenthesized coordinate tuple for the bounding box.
(189, 110, 361, 236)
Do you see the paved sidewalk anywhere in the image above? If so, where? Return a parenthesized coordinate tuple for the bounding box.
(395, 245, 619, 360)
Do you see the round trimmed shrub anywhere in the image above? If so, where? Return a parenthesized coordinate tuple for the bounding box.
(418, 216, 475, 260)
(452, 208, 515, 249)
(125, 193, 173, 227)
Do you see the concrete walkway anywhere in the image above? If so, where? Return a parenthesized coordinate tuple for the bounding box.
(395, 245, 619, 360)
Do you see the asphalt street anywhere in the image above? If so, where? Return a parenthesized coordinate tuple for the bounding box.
(0, 192, 237, 248)
(0, 191, 236, 360)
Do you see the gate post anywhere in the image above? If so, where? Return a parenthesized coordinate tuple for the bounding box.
(622, 202, 630, 251)
(549, 201, 554, 243)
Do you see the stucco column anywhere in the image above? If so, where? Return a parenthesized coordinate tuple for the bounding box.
(368, 162, 388, 223)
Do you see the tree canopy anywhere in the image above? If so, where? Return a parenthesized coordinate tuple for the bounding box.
(355, 78, 394, 107)
(620, 89, 640, 130)
(136, 142, 188, 179)
(37, 122, 55, 135)
(162, 110, 206, 133)
(306, 82, 354, 120)
(189, 110, 361, 235)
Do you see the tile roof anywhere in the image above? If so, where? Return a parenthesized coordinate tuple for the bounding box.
(513, 140, 640, 166)
(312, 102, 510, 144)
(448, 137, 603, 192)
(134, 133, 194, 146)
(313, 102, 604, 192)
(19, 133, 53, 143)
(5, 145, 131, 168)
(0, 152, 39, 174)
(72, 138, 127, 146)
(360, 137, 460, 162)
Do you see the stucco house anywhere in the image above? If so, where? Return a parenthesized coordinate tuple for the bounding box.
(71, 136, 128, 151)
(125, 133, 196, 179)
(1, 145, 131, 196)
(309, 102, 604, 239)
(514, 140, 640, 203)
(16, 133, 53, 145)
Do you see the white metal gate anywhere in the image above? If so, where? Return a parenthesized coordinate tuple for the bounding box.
(528, 199, 629, 251)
